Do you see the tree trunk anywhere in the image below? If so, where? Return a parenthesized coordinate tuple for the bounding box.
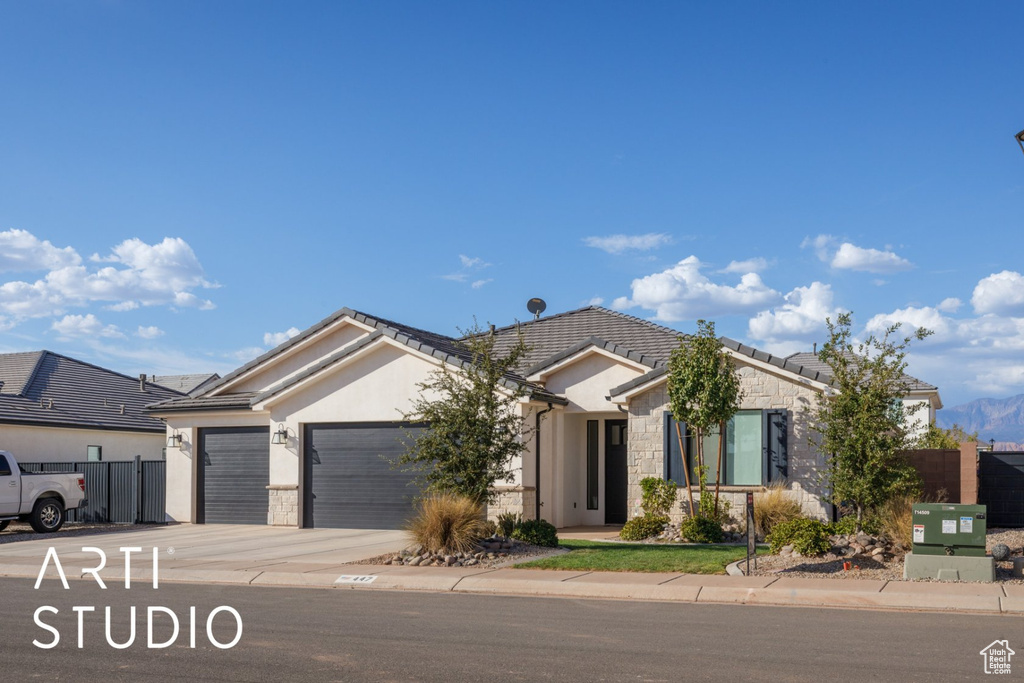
(675, 422, 695, 517)
(714, 420, 724, 515)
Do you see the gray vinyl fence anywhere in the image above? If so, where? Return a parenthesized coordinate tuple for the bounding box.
(18, 456, 166, 524)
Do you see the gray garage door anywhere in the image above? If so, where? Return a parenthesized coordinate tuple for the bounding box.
(303, 422, 425, 529)
(198, 427, 270, 525)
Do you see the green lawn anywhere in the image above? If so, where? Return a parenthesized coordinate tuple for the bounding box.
(513, 539, 765, 574)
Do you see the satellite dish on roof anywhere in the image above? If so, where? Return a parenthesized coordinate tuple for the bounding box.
(527, 298, 547, 320)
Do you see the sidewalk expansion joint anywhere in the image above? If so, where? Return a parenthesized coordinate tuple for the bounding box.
(247, 572, 264, 585)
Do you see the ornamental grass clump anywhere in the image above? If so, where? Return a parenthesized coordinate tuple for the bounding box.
(405, 492, 488, 554)
(753, 481, 802, 538)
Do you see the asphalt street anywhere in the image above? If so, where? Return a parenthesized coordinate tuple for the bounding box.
(0, 577, 1015, 682)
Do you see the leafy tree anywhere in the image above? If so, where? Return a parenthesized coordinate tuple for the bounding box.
(667, 319, 743, 519)
(812, 313, 931, 529)
(395, 323, 534, 505)
(914, 421, 978, 450)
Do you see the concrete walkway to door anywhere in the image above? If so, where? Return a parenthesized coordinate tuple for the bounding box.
(0, 523, 409, 584)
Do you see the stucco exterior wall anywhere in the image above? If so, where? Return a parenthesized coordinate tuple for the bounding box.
(541, 353, 643, 413)
(225, 321, 371, 394)
(0, 424, 164, 463)
(626, 359, 829, 524)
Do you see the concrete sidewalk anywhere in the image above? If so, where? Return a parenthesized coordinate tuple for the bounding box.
(2, 528, 1020, 615)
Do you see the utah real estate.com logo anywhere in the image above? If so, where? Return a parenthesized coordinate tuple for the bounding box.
(980, 640, 1014, 675)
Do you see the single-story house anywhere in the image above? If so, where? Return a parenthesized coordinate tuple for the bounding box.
(149, 305, 941, 529)
(0, 350, 185, 463)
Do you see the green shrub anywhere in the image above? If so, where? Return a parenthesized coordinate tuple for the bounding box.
(620, 514, 669, 541)
(679, 515, 724, 543)
(767, 518, 831, 556)
(754, 482, 802, 538)
(496, 511, 522, 538)
(405, 493, 488, 554)
(828, 515, 858, 536)
(511, 519, 559, 547)
(639, 477, 677, 517)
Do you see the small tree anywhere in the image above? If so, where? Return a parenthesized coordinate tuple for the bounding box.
(914, 421, 978, 450)
(667, 319, 743, 519)
(395, 323, 533, 505)
(812, 312, 931, 529)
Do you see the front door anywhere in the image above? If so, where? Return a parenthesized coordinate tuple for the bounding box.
(604, 420, 628, 524)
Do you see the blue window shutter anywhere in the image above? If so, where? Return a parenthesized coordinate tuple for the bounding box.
(764, 409, 788, 483)
(663, 412, 687, 485)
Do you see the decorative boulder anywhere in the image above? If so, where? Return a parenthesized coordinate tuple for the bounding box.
(992, 544, 1011, 561)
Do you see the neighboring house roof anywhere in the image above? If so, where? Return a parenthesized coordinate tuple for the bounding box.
(0, 350, 184, 432)
(148, 307, 567, 413)
(150, 373, 221, 396)
(785, 351, 938, 392)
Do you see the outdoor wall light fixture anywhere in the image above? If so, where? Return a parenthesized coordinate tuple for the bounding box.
(167, 431, 183, 448)
(271, 424, 289, 445)
(1017, 129, 1024, 156)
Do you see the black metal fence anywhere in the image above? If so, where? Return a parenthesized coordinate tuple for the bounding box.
(18, 456, 166, 524)
(979, 451, 1024, 528)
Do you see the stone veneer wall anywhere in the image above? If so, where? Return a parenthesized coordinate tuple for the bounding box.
(626, 362, 829, 524)
(267, 486, 299, 526)
(487, 487, 536, 522)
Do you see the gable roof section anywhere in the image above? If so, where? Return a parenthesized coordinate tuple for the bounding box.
(488, 306, 685, 371)
(0, 350, 184, 432)
(148, 308, 566, 413)
(525, 336, 662, 379)
(785, 351, 937, 391)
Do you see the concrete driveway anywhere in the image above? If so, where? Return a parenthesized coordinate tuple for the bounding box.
(0, 524, 410, 581)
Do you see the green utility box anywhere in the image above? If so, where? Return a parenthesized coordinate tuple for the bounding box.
(911, 503, 987, 557)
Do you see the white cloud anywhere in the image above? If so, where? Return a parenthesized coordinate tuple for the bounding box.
(864, 305, 953, 338)
(802, 234, 913, 273)
(583, 233, 672, 254)
(263, 327, 301, 347)
(971, 271, 1024, 315)
(0, 229, 81, 272)
(831, 243, 913, 273)
(615, 256, 780, 321)
(136, 325, 164, 339)
(0, 233, 218, 325)
(748, 282, 843, 352)
(587, 297, 605, 306)
(937, 297, 961, 313)
(444, 254, 492, 287)
(51, 314, 124, 339)
(721, 257, 770, 274)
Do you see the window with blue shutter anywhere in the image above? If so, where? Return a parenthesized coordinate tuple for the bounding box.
(663, 409, 788, 486)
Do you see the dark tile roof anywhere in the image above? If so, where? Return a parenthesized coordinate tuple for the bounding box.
(147, 392, 259, 413)
(525, 336, 663, 377)
(785, 352, 937, 391)
(0, 351, 184, 432)
(0, 351, 45, 396)
(150, 373, 221, 396)
(488, 306, 687, 371)
(148, 308, 566, 413)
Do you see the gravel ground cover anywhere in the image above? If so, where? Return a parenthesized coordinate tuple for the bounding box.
(0, 521, 147, 544)
(356, 537, 560, 569)
(746, 528, 1024, 583)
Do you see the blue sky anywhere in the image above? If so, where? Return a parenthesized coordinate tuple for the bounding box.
(0, 2, 1022, 407)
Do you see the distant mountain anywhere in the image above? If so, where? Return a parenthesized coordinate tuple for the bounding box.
(937, 395, 1024, 444)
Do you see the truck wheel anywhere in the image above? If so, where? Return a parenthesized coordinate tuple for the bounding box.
(0, 520, 9, 532)
(29, 498, 65, 533)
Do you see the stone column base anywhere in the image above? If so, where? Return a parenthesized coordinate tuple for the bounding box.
(267, 485, 299, 526)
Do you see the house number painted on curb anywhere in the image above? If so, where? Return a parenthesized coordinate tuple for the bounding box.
(335, 575, 377, 585)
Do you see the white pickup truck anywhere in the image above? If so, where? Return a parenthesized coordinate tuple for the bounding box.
(0, 451, 86, 533)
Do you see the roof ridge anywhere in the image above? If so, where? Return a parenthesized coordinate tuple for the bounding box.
(486, 305, 601, 335)
(487, 305, 688, 340)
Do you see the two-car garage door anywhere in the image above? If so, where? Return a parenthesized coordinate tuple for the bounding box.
(197, 423, 423, 529)
(303, 423, 425, 529)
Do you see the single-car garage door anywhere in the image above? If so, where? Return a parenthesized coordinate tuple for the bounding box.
(303, 422, 425, 529)
(198, 426, 270, 525)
